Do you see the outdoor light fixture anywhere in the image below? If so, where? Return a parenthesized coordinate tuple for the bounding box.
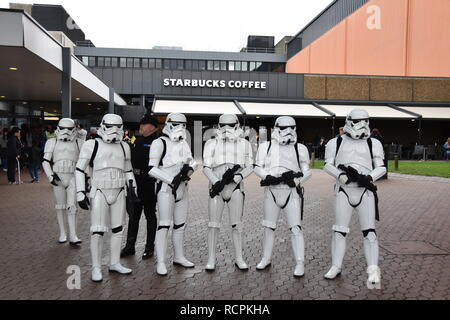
(88, 103, 92, 106)
(9, 67, 18, 71)
(22, 101, 28, 105)
(0, 96, 5, 99)
(75, 97, 80, 101)
(44, 117, 60, 121)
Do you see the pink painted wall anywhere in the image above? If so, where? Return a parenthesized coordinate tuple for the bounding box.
(286, 0, 450, 77)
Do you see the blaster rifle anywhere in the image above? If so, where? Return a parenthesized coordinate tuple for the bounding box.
(209, 164, 241, 198)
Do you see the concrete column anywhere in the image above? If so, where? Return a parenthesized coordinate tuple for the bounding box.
(108, 87, 115, 114)
(61, 47, 72, 118)
(193, 120, 203, 161)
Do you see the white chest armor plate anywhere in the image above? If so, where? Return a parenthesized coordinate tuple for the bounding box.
(335, 138, 373, 174)
(211, 139, 246, 168)
(91, 141, 127, 189)
(53, 140, 79, 173)
(159, 138, 192, 176)
(264, 143, 300, 175)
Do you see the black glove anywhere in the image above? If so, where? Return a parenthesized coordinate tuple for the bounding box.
(50, 173, 61, 186)
(78, 191, 90, 210)
(171, 174, 183, 187)
(260, 175, 279, 186)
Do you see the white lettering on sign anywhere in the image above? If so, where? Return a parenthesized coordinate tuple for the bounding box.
(366, 4, 381, 30)
(163, 78, 267, 90)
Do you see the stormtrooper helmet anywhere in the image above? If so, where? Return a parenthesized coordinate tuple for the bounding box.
(55, 118, 77, 142)
(217, 114, 242, 142)
(344, 109, 370, 140)
(98, 114, 124, 143)
(163, 113, 187, 142)
(272, 116, 297, 145)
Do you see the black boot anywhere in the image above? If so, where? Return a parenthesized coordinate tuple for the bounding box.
(120, 238, 136, 257)
(142, 244, 154, 260)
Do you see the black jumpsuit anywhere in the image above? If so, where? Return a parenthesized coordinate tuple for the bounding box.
(124, 133, 158, 252)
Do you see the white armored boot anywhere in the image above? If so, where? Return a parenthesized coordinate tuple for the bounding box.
(205, 227, 218, 271)
(364, 230, 380, 289)
(90, 234, 103, 282)
(256, 227, 275, 270)
(56, 209, 67, 243)
(109, 230, 132, 275)
(324, 230, 346, 279)
(172, 225, 194, 268)
(232, 228, 248, 270)
(155, 227, 169, 275)
(67, 207, 82, 245)
(291, 226, 305, 277)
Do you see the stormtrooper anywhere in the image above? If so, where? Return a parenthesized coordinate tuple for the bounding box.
(323, 109, 385, 289)
(254, 116, 311, 277)
(148, 113, 198, 276)
(42, 118, 83, 245)
(75, 114, 135, 282)
(203, 114, 254, 271)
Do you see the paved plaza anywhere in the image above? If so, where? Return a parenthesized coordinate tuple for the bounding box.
(0, 168, 449, 300)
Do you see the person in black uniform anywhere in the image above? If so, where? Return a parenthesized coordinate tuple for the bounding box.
(121, 114, 159, 259)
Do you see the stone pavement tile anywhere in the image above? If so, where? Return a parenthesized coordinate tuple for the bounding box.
(0, 169, 449, 299)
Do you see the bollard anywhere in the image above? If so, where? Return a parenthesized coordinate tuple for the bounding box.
(311, 152, 315, 168)
(394, 155, 399, 171)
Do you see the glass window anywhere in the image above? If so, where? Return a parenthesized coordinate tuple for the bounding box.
(88, 56, 96, 67)
(133, 58, 140, 68)
(120, 58, 126, 68)
(163, 59, 170, 69)
(241, 61, 248, 71)
(235, 61, 241, 71)
(256, 61, 262, 71)
(104, 57, 111, 67)
(170, 59, 177, 69)
(228, 61, 235, 71)
(82, 56, 89, 66)
(207, 60, 214, 70)
(249, 61, 256, 71)
(220, 61, 227, 70)
(185, 60, 193, 70)
(97, 57, 104, 67)
(155, 59, 162, 69)
(141, 58, 148, 68)
(177, 59, 184, 70)
(148, 58, 155, 68)
(198, 60, 206, 70)
(126, 58, 133, 68)
(111, 57, 118, 67)
(214, 61, 220, 71)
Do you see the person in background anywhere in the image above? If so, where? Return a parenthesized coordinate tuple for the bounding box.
(1, 128, 9, 172)
(7, 127, 21, 184)
(121, 114, 160, 259)
(28, 140, 41, 183)
(123, 129, 131, 143)
(318, 137, 327, 160)
(77, 123, 87, 141)
(45, 125, 55, 140)
(443, 137, 450, 161)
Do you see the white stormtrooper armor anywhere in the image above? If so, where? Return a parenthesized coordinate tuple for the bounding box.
(148, 113, 198, 276)
(75, 114, 135, 282)
(42, 118, 83, 245)
(203, 114, 254, 271)
(254, 116, 311, 277)
(323, 109, 386, 289)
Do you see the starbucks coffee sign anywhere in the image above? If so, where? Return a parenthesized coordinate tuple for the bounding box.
(163, 78, 267, 89)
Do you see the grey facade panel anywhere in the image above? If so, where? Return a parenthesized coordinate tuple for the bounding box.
(112, 68, 123, 92)
(93, 68, 304, 99)
(287, 0, 369, 59)
(74, 46, 286, 63)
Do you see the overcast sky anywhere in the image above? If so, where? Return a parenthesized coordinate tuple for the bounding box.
(1, 0, 332, 51)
